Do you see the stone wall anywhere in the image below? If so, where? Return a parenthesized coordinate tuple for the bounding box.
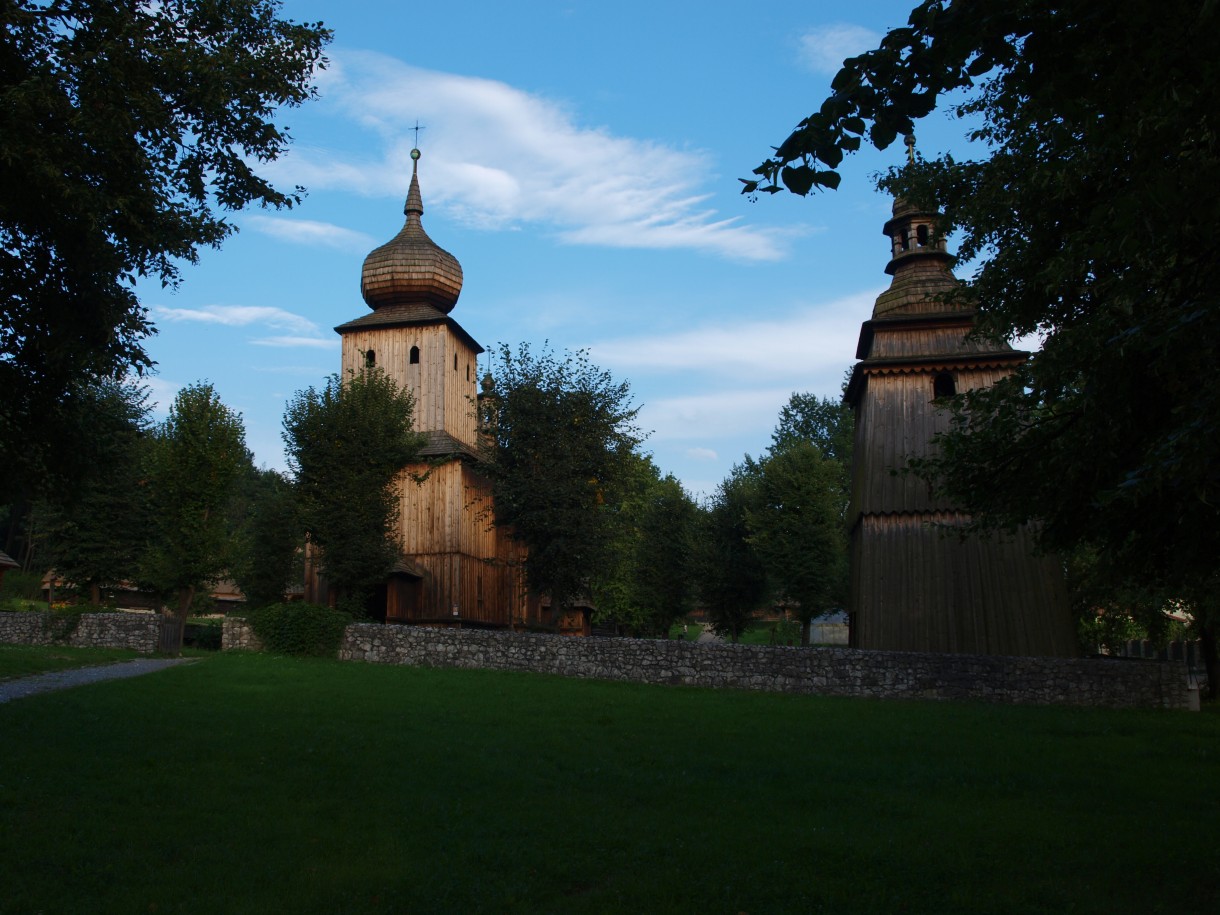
(321, 622, 1188, 710)
(0, 611, 159, 652)
(221, 616, 263, 651)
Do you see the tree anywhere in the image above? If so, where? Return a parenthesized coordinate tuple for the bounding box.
(142, 383, 249, 649)
(749, 441, 848, 646)
(36, 380, 153, 604)
(283, 367, 423, 615)
(770, 389, 854, 467)
(0, 1, 330, 502)
(697, 464, 769, 643)
(481, 343, 642, 615)
(229, 467, 301, 612)
(744, 0, 1220, 690)
(592, 455, 699, 637)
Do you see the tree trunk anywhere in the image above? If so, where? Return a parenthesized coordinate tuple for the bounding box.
(801, 617, 811, 647)
(89, 583, 101, 605)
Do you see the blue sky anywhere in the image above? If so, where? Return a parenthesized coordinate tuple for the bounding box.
(137, 0, 977, 498)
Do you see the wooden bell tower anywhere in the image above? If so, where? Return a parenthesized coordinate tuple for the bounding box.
(315, 148, 526, 626)
(843, 190, 1076, 657)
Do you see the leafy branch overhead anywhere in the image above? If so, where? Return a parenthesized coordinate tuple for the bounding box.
(1, 0, 331, 502)
(747, 0, 1220, 683)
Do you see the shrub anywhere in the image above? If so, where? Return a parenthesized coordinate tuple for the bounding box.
(0, 570, 44, 601)
(246, 602, 350, 657)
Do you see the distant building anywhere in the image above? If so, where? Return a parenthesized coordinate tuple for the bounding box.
(843, 196, 1075, 657)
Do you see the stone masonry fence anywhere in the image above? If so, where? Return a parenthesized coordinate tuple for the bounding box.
(0, 611, 1193, 709)
(0, 611, 159, 652)
(224, 618, 1192, 710)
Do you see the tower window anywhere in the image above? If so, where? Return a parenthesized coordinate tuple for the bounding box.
(933, 372, 956, 399)
(466, 363, 470, 381)
(409, 345, 419, 365)
(453, 353, 458, 371)
(916, 224, 929, 247)
(365, 349, 376, 368)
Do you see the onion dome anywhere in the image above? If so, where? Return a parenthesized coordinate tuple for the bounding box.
(360, 149, 463, 313)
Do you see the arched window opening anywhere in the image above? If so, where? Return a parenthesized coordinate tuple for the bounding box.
(916, 223, 929, 247)
(898, 232, 910, 252)
(409, 345, 420, 365)
(364, 349, 376, 368)
(933, 372, 956, 399)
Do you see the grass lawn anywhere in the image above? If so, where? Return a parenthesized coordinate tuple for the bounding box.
(0, 652, 1217, 914)
(0, 643, 144, 680)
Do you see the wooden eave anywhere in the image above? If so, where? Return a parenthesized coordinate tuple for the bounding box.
(0, 549, 18, 571)
(855, 311, 978, 360)
(335, 304, 485, 355)
(413, 430, 481, 461)
(845, 350, 1028, 406)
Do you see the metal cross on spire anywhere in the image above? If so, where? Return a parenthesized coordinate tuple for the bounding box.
(410, 120, 426, 149)
(905, 132, 917, 166)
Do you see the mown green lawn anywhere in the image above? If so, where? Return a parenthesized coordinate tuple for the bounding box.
(0, 643, 144, 680)
(0, 651, 1216, 914)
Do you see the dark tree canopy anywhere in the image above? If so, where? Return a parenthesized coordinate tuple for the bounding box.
(283, 367, 423, 615)
(35, 380, 152, 603)
(592, 455, 699, 637)
(481, 344, 642, 614)
(745, 0, 1220, 681)
(141, 382, 250, 643)
(698, 465, 769, 643)
(749, 440, 848, 645)
(0, 0, 330, 497)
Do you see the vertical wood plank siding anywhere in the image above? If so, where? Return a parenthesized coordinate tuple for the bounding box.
(388, 460, 525, 625)
(341, 326, 480, 447)
(851, 513, 1075, 657)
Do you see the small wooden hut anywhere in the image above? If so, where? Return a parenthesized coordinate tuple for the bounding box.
(843, 196, 1076, 657)
(306, 149, 531, 627)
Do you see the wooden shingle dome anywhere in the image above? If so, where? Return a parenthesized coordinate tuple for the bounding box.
(360, 149, 463, 314)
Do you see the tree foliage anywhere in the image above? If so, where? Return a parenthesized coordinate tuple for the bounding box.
(0, 0, 330, 498)
(770, 389, 854, 467)
(745, 0, 1220, 685)
(283, 367, 423, 615)
(35, 381, 152, 603)
(229, 467, 301, 612)
(481, 344, 642, 614)
(592, 455, 699, 637)
(749, 440, 848, 645)
(141, 383, 249, 643)
(697, 465, 769, 643)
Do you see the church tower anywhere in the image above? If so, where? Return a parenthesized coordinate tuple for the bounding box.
(326, 148, 525, 626)
(843, 189, 1076, 657)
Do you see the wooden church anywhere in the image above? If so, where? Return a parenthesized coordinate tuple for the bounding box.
(306, 149, 585, 632)
(843, 191, 1076, 657)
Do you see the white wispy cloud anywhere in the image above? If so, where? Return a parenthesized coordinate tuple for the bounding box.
(798, 23, 882, 75)
(152, 305, 333, 349)
(246, 215, 375, 252)
(686, 447, 719, 462)
(154, 304, 318, 334)
(251, 336, 340, 349)
(588, 290, 878, 380)
(268, 50, 790, 262)
(641, 388, 798, 442)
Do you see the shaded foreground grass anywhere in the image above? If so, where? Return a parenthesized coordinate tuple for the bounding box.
(0, 652, 1216, 914)
(0, 643, 144, 681)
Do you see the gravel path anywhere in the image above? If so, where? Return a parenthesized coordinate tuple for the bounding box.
(0, 658, 196, 704)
